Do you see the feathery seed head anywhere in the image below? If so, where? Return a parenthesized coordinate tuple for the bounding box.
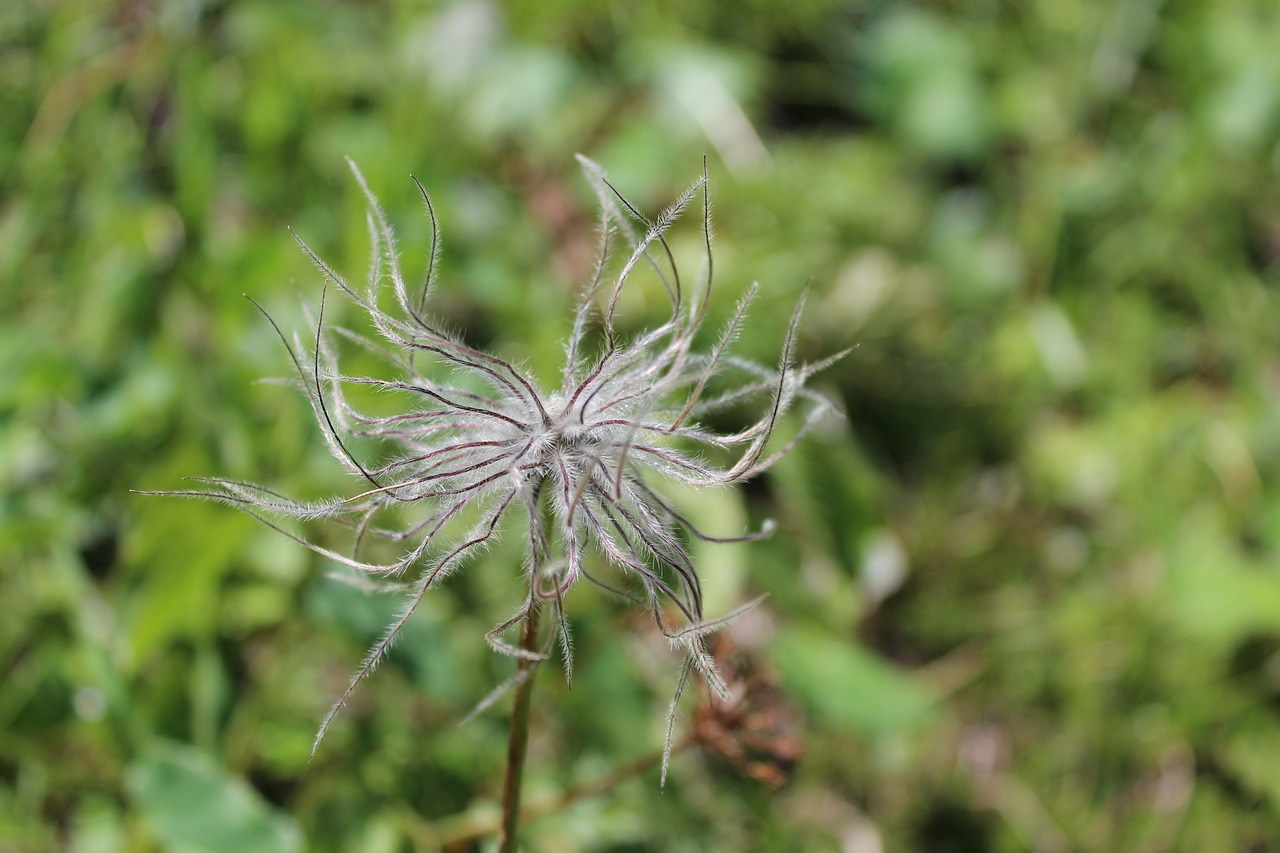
(149, 156, 843, 782)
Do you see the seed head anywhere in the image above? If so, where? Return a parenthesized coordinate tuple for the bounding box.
(147, 156, 844, 782)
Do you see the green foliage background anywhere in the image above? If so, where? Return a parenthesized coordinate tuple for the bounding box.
(5, 0, 1280, 850)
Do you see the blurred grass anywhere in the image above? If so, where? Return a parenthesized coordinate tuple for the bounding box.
(4, 0, 1280, 850)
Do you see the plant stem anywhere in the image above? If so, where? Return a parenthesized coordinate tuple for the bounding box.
(498, 603, 542, 853)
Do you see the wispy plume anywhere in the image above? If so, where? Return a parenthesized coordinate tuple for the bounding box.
(144, 156, 843, 782)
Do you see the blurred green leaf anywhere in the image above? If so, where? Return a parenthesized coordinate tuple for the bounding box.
(123, 504, 252, 667)
(773, 627, 935, 734)
(859, 10, 992, 161)
(1168, 513, 1280, 645)
(127, 740, 302, 853)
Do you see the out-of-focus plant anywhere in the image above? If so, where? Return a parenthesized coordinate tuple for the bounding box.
(141, 156, 840, 849)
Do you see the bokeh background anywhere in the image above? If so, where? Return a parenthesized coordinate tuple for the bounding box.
(6, 1, 1280, 850)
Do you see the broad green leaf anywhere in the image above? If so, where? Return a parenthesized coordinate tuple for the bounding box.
(773, 627, 934, 734)
(127, 740, 301, 853)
